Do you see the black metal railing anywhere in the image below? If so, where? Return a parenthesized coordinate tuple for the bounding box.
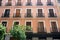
(1, 13, 10, 18)
(25, 13, 32, 17)
(13, 13, 21, 18)
(47, 2, 53, 6)
(37, 13, 45, 17)
(48, 13, 57, 17)
(51, 26, 58, 33)
(38, 26, 45, 33)
(37, 2, 43, 6)
(16, 2, 22, 6)
(26, 2, 32, 6)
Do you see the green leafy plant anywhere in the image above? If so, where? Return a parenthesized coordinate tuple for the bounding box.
(0, 24, 6, 40)
(10, 25, 32, 40)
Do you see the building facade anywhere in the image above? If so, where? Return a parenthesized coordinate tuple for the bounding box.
(0, 0, 60, 40)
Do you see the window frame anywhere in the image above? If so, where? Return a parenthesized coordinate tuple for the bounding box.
(38, 20, 46, 32)
(15, 8, 21, 13)
(50, 20, 59, 32)
(48, 8, 55, 14)
(1, 20, 8, 27)
(25, 20, 33, 32)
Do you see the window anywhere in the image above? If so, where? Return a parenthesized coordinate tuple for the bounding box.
(2, 9, 10, 17)
(2, 21, 7, 27)
(38, 22, 45, 33)
(48, 9, 56, 17)
(26, 22, 31, 26)
(47, 0, 53, 6)
(25, 9, 32, 17)
(14, 9, 21, 17)
(49, 9, 54, 13)
(16, 0, 22, 6)
(6, 0, 12, 6)
(0, 0, 2, 6)
(37, 9, 44, 17)
(27, 9, 31, 13)
(26, 0, 32, 6)
(38, 9, 42, 13)
(14, 22, 19, 26)
(37, 0, 43, 6)
(26, 22, 31, 31)
(51, 22, 58, 32)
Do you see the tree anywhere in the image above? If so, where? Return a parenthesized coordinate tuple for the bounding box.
(10, 25, 32, 40)
(0, 24, 6, 40)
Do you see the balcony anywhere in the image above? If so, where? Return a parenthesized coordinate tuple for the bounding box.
(51, 27, 58, 33)
(47, 2, 53, 6)
(5, 2, 12, 6)
(1, 13, 10, 18)
(37, 2, 43, 6)
(37, 13, 45, 17)
(48, 13, 57, 17)
(13, 13, 21, 18)
(16, 2, 22, 6)
(25, 13, 32, 18)
(26, 2, 32, 6)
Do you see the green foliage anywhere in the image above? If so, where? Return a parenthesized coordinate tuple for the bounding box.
(0, 24, 6, 40)
(10, 25, 32, 40)
(26, 26, 32, 31)
(10, 25, 26, 40)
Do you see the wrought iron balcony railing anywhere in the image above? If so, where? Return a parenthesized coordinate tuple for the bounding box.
(1, 13, 10, 18)
(13, 13, 21, 18)
(38, 26, 45, 33)
(37, 13, 45, 17)
(37, 2, 43, 6)
(16, 2, 22, 6)
(25, 13, 32, 18)
(26, 2, 32, 6)
(48, 13, 57, 17)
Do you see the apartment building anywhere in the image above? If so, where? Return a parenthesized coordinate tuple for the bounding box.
(0, 0, 60, 40)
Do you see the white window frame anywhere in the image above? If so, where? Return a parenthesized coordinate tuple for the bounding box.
(50, 20, 59, 32)
(3, 8, 10, 14)
(1, 20, 8, 28)
(48, 8, 56, 17)
(38, 20, 46, 32)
